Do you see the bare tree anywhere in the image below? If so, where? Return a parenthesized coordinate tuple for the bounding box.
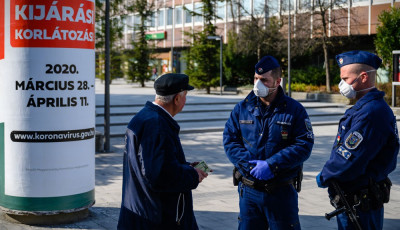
(95, 0, 127, 82)
(230, 0, 286, 60)
(273, 0, 358, 92)
(310, 0, 351, 92)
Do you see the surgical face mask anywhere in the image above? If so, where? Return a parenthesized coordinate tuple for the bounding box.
(253, 79, 276, 98)
(339, 70, 376, 99)
(338, 79, 358, 99)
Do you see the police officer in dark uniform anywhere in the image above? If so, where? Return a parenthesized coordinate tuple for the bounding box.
(117, 73, 209, 230)
(223, 56, 314, 230)
(317, 51, 399, 230)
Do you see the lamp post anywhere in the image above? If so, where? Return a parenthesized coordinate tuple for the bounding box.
(287, 0, 292, 98)
(207, 35, 223, 95)
(104, 0, 111, 151)
(170, 7, 175, 73)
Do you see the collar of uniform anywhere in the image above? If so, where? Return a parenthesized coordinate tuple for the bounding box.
(352, 88, 384, 111)
(244, 91, 260, 116)
(152, 101, 173, 118)
(269, 86, 286, 111)
(145, 101, 180, 132)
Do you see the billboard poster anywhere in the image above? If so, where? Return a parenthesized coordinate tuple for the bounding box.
(0, 0, 95, 212)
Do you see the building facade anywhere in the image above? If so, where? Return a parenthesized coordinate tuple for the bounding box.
(120, 0, 399, 74)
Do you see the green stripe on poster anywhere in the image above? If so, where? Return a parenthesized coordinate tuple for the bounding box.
(0, 190, 94, 212)
(0, 123, 94, 212)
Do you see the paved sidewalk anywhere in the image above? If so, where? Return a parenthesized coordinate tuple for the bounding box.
(0, 80, 399, 229)
(1, 126, 399, 229)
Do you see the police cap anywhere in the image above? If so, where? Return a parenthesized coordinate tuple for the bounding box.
(154, 73, 194, 96)
(255, 55, 280, 75)
(335, 50, 382, 70)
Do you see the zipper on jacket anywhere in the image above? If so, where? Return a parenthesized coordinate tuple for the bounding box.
(242, 137, 253, 148)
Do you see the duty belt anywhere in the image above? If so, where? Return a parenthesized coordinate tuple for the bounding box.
(234, 167, 295, 193)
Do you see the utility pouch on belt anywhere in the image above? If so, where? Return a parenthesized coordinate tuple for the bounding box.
(368, 177, 392, 209)
(369, 178, 384, 209)
(357, 188, 370, 212)
(294, 168, 303, 193)
(233, 167, 241, 186)
(379, 177, 392, 203)
(354, 177, 392, 211)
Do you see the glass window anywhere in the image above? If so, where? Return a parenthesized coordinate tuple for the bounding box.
(216, 1, 225, 20)
(314, 0, 330, 7)
(148, 12, 156, 27)
(267, 0, 279, 15)
(280, 0, 294, 11)
(298, 0, 311, 10)
(167, 8, 173, 25)
(240, 0, 251, 16)
(185, 4, 193, 23)
(194, 2, 203, 23)
(120, 17, 126, 32)
(176, 6, 183, 24)
(352, 0, 368, 3)
(253, 0, 264, 15)
(126, 15, 134, 29)
(227, 1, 238, 19)
(134, 14, 141, 26)
(158, 10, 164, 27)
(290, 0, 295, 10)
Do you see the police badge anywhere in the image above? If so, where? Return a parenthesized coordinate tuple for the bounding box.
(305, 119, 312, 132)
(345, 131, 363, 150)
(305, 119, 314, 139)
(337, 146, 352, 160)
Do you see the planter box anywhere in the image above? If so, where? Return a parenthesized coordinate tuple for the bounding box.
(291, 92, 350, 104)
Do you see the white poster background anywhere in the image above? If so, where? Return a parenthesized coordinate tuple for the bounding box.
(0, 0, 95, 197)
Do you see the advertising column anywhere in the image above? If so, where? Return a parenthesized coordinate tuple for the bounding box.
(0, 0, 95, 216)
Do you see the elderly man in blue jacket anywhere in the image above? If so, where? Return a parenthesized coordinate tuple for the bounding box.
(117, 73, 208, 230)
(223, 55, 314, 230)
(317, 51, 399, 230)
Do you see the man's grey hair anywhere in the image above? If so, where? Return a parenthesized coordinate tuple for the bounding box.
(155, 91, 185, 104)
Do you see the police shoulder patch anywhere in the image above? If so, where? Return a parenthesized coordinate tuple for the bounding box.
(345, 131, 363, 150)
(337, 146, 352, 160)
(305, 119, 312, 132)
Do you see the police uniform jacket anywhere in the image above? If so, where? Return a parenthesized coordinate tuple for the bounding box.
(223, 86, 314, 183)
(320, 88, 399, 194)
(118, 101, 199, 230)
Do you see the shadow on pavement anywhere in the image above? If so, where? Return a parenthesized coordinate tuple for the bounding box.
(95, 152, 123, 187)
(195, 211, 400, 230)
(194, 211, 338, 230)
(13, 208, 398, 230)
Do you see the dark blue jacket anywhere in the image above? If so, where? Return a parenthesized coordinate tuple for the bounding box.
(320, 89, 399, 193)
(223, 87, 314, 182)
(118, 101, 199, 230)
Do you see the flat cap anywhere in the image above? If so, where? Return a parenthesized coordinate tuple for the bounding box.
(336, 50, 382, 69)
(154, 73, 194, 96)
(255, 55, 280, 75)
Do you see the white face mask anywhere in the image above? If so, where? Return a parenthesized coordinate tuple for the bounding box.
(253, 79, 276, 98)
(339, 70, 376, 99)
(338, 79, 357, 99)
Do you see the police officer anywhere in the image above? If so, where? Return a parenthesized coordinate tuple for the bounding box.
(316, 51, 399, 230)
(223, 56, 314, 230)
(117, 73, 208, 230)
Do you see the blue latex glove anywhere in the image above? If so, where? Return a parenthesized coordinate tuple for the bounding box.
(316, 172, 327, 188)
(249, 160, 274, 181)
